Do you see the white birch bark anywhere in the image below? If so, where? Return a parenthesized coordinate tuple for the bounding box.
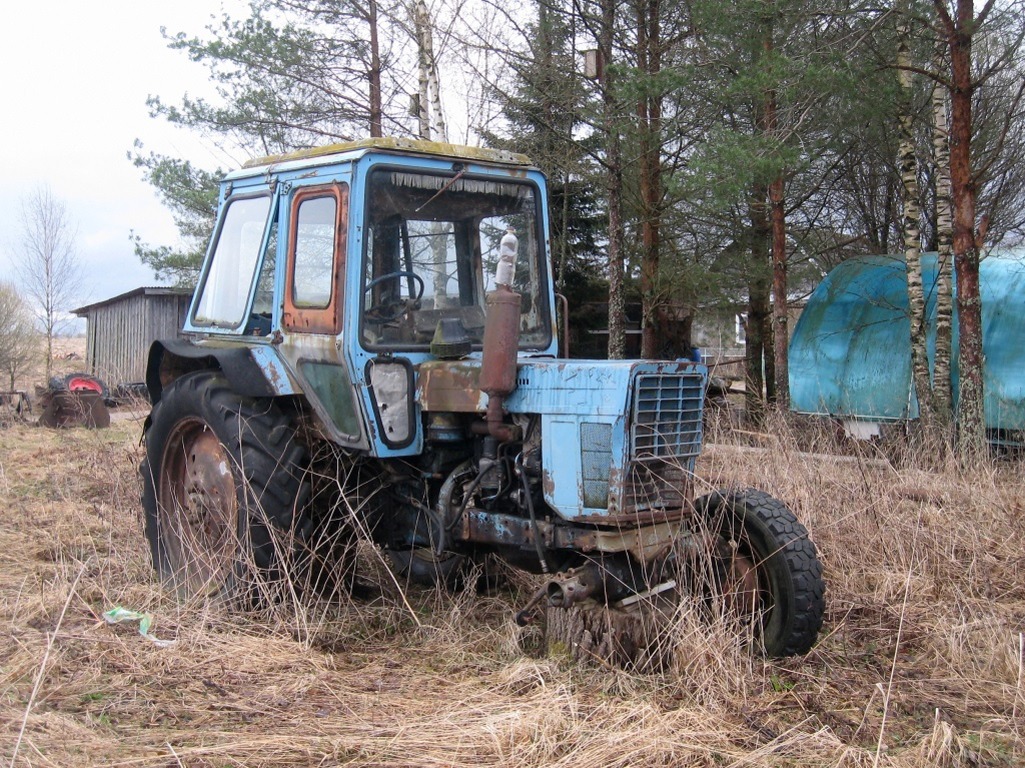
(897, 11, 935, 430)
(931, 62, 954, 425)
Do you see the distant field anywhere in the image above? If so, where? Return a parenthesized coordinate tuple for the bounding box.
(0, 418, 1022, 766)
(7, 336, 89, 394)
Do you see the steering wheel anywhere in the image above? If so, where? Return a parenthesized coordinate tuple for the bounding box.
(364, 270, 426, 323)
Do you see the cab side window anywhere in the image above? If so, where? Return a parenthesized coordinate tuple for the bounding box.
(193, 194, 271, 329)
(284, 184, 348, 333)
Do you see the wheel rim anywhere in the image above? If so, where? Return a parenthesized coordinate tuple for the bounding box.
(715, 534, 769, 620)
(66, 375, 103, 394)
(709, 513, 789, 650)
(713, 533, 762, 615)
(158, 417, 238, 594)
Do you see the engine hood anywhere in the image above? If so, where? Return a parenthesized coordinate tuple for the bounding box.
(417, 357, 701, 416)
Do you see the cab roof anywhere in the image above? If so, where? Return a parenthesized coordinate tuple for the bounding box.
(235, 137, 533, 175)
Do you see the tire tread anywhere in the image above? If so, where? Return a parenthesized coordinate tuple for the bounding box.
(697, 488, 825, 656)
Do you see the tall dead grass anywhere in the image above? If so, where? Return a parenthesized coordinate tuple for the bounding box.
(0, 413, 1022, 766)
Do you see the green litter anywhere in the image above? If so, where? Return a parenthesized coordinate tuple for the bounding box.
(102, 607, 176, 648)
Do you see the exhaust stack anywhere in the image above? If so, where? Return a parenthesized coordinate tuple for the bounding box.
(479, 230, 520, 442)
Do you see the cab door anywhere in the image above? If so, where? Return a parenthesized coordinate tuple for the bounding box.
(274, 181, 367, 449)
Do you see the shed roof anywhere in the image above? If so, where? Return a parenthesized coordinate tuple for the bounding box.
(73, 286, 192, 317)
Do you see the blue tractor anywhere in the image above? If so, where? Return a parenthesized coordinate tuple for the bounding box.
(141, 138, 824, 657)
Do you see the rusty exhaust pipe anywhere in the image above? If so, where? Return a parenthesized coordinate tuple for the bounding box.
(479, 230, 520, 443)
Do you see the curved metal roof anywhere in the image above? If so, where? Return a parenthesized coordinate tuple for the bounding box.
(789, 252, 1025, 432)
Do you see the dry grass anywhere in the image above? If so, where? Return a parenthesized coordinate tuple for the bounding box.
(1, 414, 1023, 767)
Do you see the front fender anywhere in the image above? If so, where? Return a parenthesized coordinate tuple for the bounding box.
(146, 339, 302, 405)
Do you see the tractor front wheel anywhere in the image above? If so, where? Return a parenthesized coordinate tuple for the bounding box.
(543, 489, 825, 667)
(692, 488, 825, 657)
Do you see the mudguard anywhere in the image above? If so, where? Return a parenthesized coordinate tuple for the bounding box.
(146, 339, 302, 405)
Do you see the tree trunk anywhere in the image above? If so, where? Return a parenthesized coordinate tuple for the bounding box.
(762, 307, 776, 405)
(760, 6, 788, 407)
(637, 0, 663, 360)
(897, 11, 935, 434)
(934, 0, 989, 462)
(931, 55, 954, 429)
(606, 172, 627, 360)
(769, 174, 786, 406)
(600, 0, 627, 359)
(414, 2, 431, 140)
(545, 602, 675, 671)
(746, 187, 770, 421)
(768, 173, 787, 407)
(414, 0, 447, 142)
(367, 0, 383, 138)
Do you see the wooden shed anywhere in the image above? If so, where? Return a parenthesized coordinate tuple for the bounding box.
(73, 287, 192, 385)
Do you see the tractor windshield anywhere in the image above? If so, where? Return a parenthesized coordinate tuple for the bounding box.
(360, 168, 551, 350)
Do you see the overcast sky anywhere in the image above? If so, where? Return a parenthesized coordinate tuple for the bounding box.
(0, 1, 249, 310)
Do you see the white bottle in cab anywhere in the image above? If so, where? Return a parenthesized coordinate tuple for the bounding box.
(494, 230, 518, 287)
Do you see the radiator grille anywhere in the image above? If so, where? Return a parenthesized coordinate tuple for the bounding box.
(579, 422, 612, 508)
(625, 372, 704, 513)
(631, 373, 704, 460)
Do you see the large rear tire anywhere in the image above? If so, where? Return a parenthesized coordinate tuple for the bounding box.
(141, 371, 310, 600)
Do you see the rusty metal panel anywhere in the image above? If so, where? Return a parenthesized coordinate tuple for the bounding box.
(417, 360, 485, 412)
(282, 183, 348, 335)
(246, 345, 302, 395)
(459, 508, 683, 563)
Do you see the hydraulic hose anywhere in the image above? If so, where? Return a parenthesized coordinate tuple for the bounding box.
(517, 454, 552, 574)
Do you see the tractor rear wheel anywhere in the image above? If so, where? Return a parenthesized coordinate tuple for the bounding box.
(141, 371, 311, 600)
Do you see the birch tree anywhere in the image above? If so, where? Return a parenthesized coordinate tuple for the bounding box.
(930, 53, 954, 430)
(895, 5, 936, 434)
(931, 0, 1012, 461)
(15, 187, 82, 381)
(411, 0, 448, 141)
